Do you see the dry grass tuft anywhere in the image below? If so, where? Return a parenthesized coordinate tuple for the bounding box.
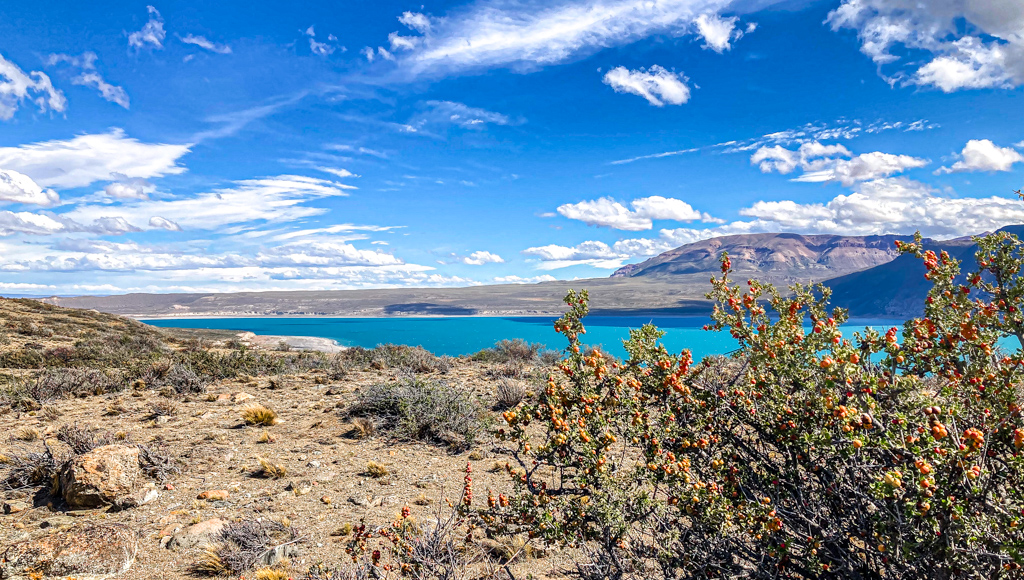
(364, 460, 389, 478)
(255, 457, 287, 479)
(257, 430, 276, 444)
(347, 417, 375, 439)
(12, 427, 40, 442)
(242, 404, 278, 426)
(254, 568, 290, 580)
(494, 378, 528, 410)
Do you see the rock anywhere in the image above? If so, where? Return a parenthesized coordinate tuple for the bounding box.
(197, 489, 230, 501)
(347, 495, 368, 507)
(167, 518, 226, 550)
(307, 460, 322, 468)
(231, 392, 255, 403)
(0, 523, 137, 579)
(59, 445, 142, 509)
(40, 515, 76, 529)
(155, 415, 171, 425)
(3, 500, 30, 514)
(286, 480, 313, 496)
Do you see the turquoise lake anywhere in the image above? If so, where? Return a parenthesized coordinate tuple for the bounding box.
(141, 316, 903, 359)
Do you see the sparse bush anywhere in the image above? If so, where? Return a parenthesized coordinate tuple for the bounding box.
(473, 338, 543, 364)
(194, 519, 298, 576)
(148, 400, 178, 417)
(340, 344, 452, 374)
(0, 348, 45, 369)
(349, 378, 485, 450)
(254, 457, 287, 479)
(347, 417, 375, 439)
(242, 404, 278, 426)
(485, 361, 528, 380)
(55, 424, 116, 454)
(162, 363, 208, 394)
(12, 427, 40, 442)
(31, 368, 120, 401)
(493, 378, 527, 410)
(1, 444, 59, 490)
(488, 232, 1024, 579)
(364, 460, 389, 478)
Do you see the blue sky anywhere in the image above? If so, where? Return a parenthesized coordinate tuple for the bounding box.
(1, 0, 1023, 295)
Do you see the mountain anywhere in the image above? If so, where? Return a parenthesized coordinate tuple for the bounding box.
(611, 233, 915, 285)
(825, 226, 1024, 318)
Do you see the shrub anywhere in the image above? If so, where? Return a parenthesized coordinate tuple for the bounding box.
(162, 363, 208, 394)
(493, 378, 527, 410)
(242, 404, 279, 426)
(473, 339, 543, 364)
(254, 457, 287, 479)
(341, 344, 453, 374)
(486, 231, 1024, 579)
(31, 368, 120, 401)
(349, 378, 485, 450)
(194, 519, 298, 576)
(364, 460, 389, 478)
(1, 445, 59, 490)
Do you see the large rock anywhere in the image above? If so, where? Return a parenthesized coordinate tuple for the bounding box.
(0, 523, 137, 579)
(59, 445, 141, 509)
(165, 518, 227, 550)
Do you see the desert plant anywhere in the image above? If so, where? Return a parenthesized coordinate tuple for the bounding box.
(493, 378, 527, 410)
(364, 460, 389, 478)
(0, 444, 59, 489)
(474, 338, 543, 364)
(254, 457, 287, 479)
(349, 378, 485, 450)
(485, 231, 1024, 580)
(348, 417, 375, 439)
(242, 404, 279, 426)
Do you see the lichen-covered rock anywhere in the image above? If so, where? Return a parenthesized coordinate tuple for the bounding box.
(59, 444, 141, 508)
(0, 522, 137, 579)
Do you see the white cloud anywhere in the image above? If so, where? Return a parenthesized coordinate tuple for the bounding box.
(180, 34, 232, 54)
(149, 216, 181, 231)
(128, 6, 166, 50)
(399, 11, 432, 33)
(256, 241, 403, 267)
(388, 0, 741, 78)
(0, 129, 190, 189)
(602, 65, 690, 106)
(316, 167, 359, 180)
(47, 52, 130, 109)
(694, 13, 741, 52)
(462, 250, 504, 265)
(738, 177, 1024, 239)
(0, 211, 68, 236)
(408, 100, 518, 131)
(493, 274, 556, 284)
(828, 0, 1024, 91)
(103, 174, 155, 199)
(936, 139, 1024, 174)
(0, 169, 59, 206)
(0, 53, 66, 120)
(66, 175, 351, 231)
(523, 240, 628, 269)
(557, 196, 705, 230)
(0, 282, 55, 292)
(752, 142, 928, 185)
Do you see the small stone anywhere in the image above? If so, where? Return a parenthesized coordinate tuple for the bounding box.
(3, 500, 30, 514)
(232, 392, 255, 403)
(167, 518, 227, 550)
(347, 496, 368, 507)
(155, 415, 171, 425)
(216, 393, 232, 402)
(164, 483, 175, 491)
(197, 490, 230, 501)
(320, 495, 332, 505)
(307, 460, 321, 468)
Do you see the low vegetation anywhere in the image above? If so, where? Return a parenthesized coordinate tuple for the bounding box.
(348, 377, 486, 450)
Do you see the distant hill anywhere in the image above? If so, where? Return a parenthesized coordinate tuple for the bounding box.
(826, 226, 1024, 318)
(611, 232, 916, 285)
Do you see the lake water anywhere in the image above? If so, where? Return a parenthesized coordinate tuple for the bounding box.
(142, 316, 902, 360)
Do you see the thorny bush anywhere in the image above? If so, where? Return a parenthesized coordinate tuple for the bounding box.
(485, 231, 1024, 579)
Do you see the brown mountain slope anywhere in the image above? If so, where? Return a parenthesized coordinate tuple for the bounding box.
(611, 232, 916, 284)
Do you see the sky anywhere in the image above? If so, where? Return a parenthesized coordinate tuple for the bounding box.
(1, 0, 1023, 296)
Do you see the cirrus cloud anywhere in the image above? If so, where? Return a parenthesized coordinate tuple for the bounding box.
(602, 65, 690, 106)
